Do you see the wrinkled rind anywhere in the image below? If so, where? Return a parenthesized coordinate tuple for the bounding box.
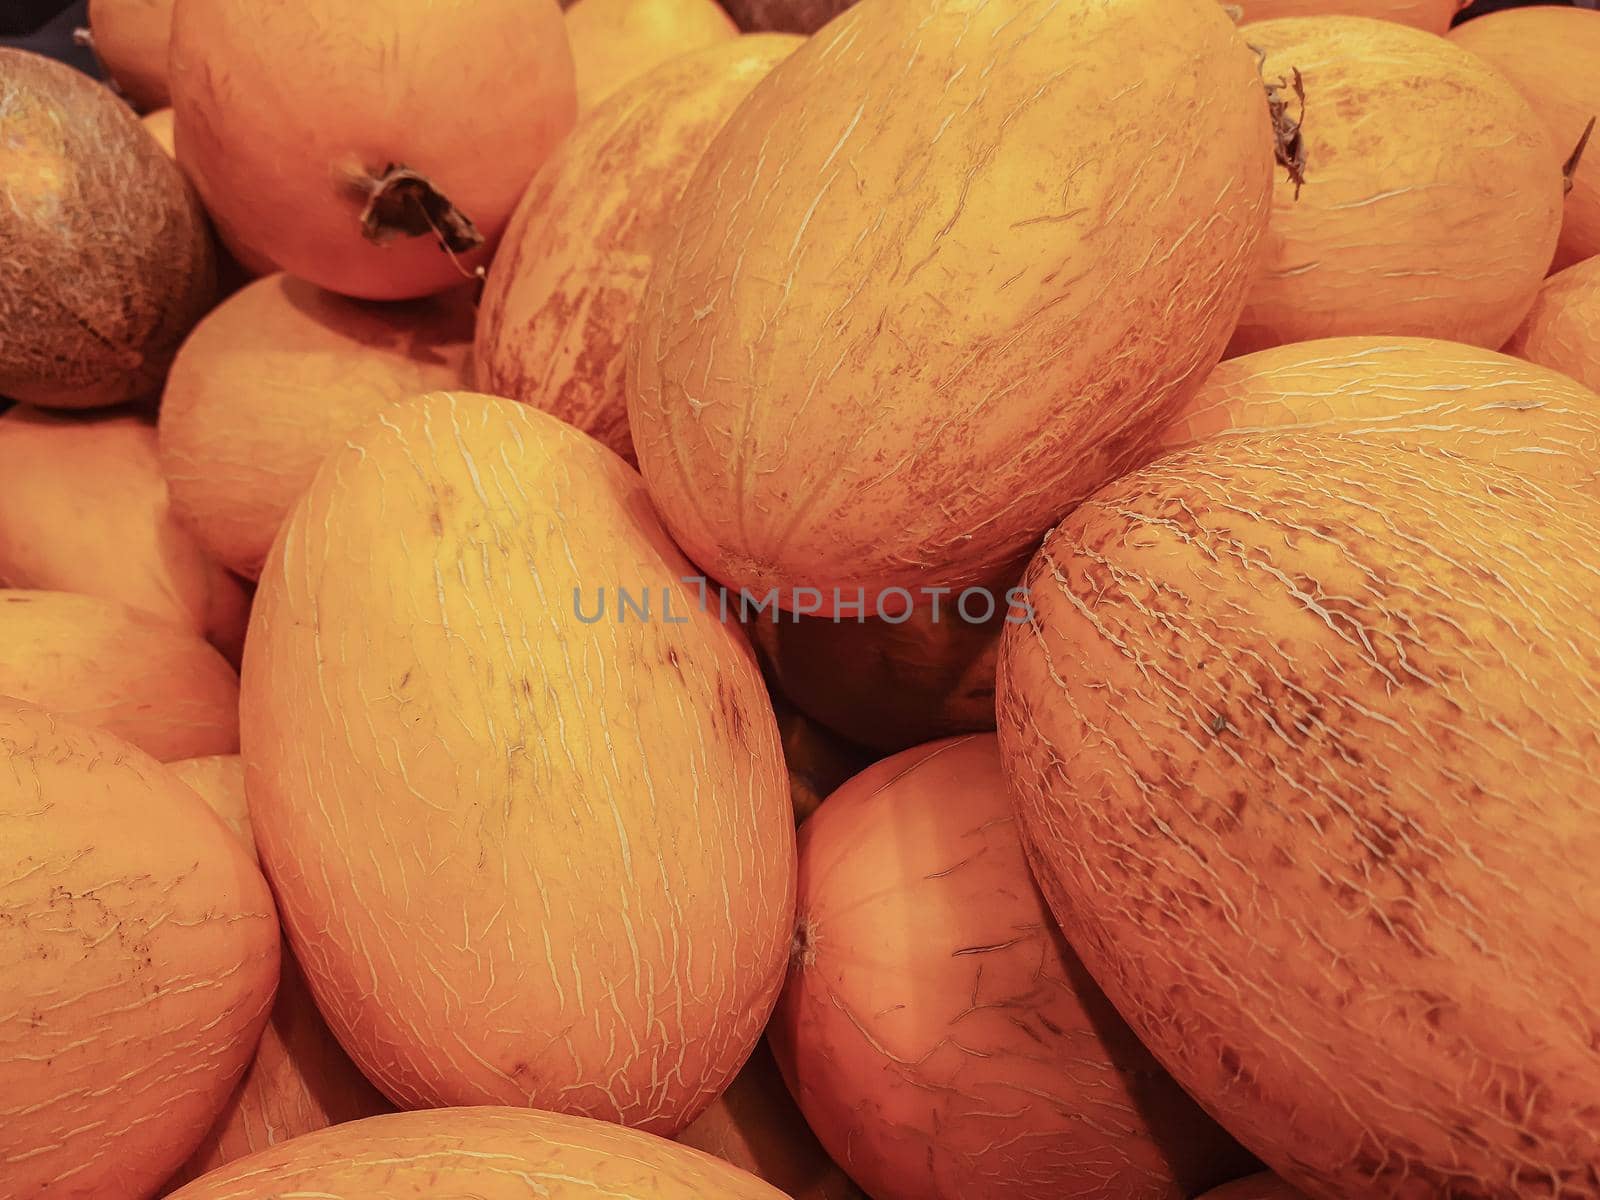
(1505, 259, 1600, 399)
(0, 703, 279, 1200)
(240, 391, 796, 1134)
(629, 0, 1272, 606)
(477, 36, 800, 464)
(1231, 17, 1563, 355)
(998, 434, 1600, 1198)
(0, 49, 216, 408)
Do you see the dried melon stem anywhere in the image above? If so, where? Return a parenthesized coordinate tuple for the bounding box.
(349, 163, 485, 257)
(1253, 46, 1307, 199)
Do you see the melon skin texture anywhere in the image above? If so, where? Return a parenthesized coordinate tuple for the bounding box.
(1150, 335, 1600, 496)
(1230, 17, 1562, 356)
(998, 434, 1600, 1197)
(628, 0, 1272, 608)
(1505, 258, 1600, 398)
(1449, 6, 1600, 272)
(477, 35, 801, 465)
(1200, 1175, 1310, 1200)
(0, 406, 252, 665)
(240, 391, 795, 1133)
(0, 703, 279, 1200)
(565, 0, 739, 113)
(163, 1107, 789, 1199)
(0, 49, 216, 409)
(168, 0, 576, 301)
(771, 735, 1258, 1200)
(159, 272, 473, 580)
(1230, 0, 1459, 31)
(88, 0, 175, 111)
(0, 590, 239, 762)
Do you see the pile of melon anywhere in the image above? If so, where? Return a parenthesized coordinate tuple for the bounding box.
(2, 0, 1598, 1195)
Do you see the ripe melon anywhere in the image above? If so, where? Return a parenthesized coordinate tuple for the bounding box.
(0, 702, 278, 1200)
(0, 407, 251, 663)
(565, 0, 738, 112)
(1449, 6, 1600, 272)
(168, 0, 576, 300)
(628, 0, 1272, 608)
(164, 1108, 788, 1199)
(1230, 17, 1562, 356)
(0, 49, 215, 409)
(142, 106, 176, 157)
(477, 35, 800, 464)
(998, 433, 1600, 1196)
(240, 391, 794, 1132)
(1506, 258, 1600, 397)
(0, 590, 239, 761)
(771, 735, 1258, 1200)
(159, 272, 473, 579)
(1230, 0, 1459, 30)
(87, 0, 175, 111)
(1199, 1175, 1308, 1200)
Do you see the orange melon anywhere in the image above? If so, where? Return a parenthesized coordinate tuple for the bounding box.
(0, 702, 278, 1200)
(1229, 0, 1460, 30)
(240, 391, 794, 1132)
(1199, 1175, 1309, 1200)
(771, 735, 1258, 1200)
(477, 34, 800, 464)
(0, 406, 251, 663)
(158, 272, 473, 580)
(1505, 257, 1600, 397)
(142, 106, 176, 157)
(628, 0, 1272, 608)
(565, 0, 739, 112)
(1230, 17, 1563, 355)
(998, 433, 1600, 1196)
(87, 0, 175, 111)
(0, 590, 239, 761)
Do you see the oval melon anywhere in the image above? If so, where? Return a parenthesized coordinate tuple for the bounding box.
(628, 0, 1272, 608)
(159, 272, 473, 580)
(1230, 17, 1562, 355)
(1230, 0, 1459, 31)
(0, 702, 278, 1200)
(240, 391, 795, 1132)
(565, 0, 738, 113)
(998, 433, 1600, 1196)
(0, 48, 215, 409)
(0, 407, 251, 663)
(87, 0, 175, 111)
(1505, 258, 1600, 397)
(0, 590, 239, 761)
(772, 734, 1258, 1200)
(477, 34, 800, 464)
(1199, 1175, 1308, 1200)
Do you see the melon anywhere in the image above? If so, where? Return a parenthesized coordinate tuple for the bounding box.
(142, 106, 176, 157)
(87, 0, 175, 111)
(628, 0, 1272, 608)
(159, 272, 473, 579)
(1505, 257, 1600, 398)
(168, 0, 576, 300)
(0, 590, 239, 761)
(1199, 1175, 1309, 1200)
(0, 49, 215, 409)
(998, 433, 1600, 1196)
(477, 35, 800, 464)
(240, 391, 794, 1132)
(565, 0, 739, 112)
(163, 1108, 788, 1199)
(0, 406, 252, 663)
(1231, 0, 1460, 30)
(1230, 17, 1562, 355)
(771, 735, 1258, 1200)
(1449, 6, 1600, 272)
(0, 702, 278, 1200)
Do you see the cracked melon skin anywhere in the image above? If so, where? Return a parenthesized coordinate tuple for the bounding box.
(998, 433, 1600, 1198)
(240, 391, 795, 1134)
(628, 0, 1272, 610)
(1506, 259, 1600, 400)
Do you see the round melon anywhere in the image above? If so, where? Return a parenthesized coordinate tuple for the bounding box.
(240, 391, 794, 1132)
(477, 34, 800, 464)
(142, 106, 176, 157)
(1199, 1175, 1308, 1200)
(0, 702, 278, 1200)
(771, 734, 1257, 1200)
(158, 272, 473, 580)
(628, 0, 1272, 608)
(0, 406, 252, 663)
(565, 0, 739, 112)
(0, 590, 238, 761)
(677, 1042, 864, 1200)
(1449, 6, 1600, 272)
(164, 1108, 788, 1199)
(1230, 17, 1562, 355)
(168, 0, 576, 300)
(1506, 257, 1600, 397)
(87, 0, 175, 111)
(1230, 0, 1459, 31)
(998, 433, 1600, 1196)
(714, 0, 853, 32)
(0, 48, 215, 409)
(1150, 335, 1600, 496)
